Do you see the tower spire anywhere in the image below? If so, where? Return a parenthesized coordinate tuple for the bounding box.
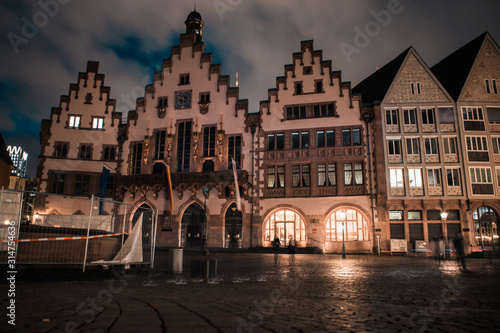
(185, 8, 204, 43)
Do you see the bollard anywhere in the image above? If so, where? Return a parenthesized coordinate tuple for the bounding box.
(208, 259, 217, 279)
(170, 248, 183, 274)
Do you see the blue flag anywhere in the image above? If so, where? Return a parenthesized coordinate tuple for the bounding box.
(99, 166, 110, 215)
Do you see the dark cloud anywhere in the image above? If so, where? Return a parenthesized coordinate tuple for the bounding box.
(1, 0, 500, 178)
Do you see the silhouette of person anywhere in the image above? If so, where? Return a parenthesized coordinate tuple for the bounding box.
(273, 236, 280, 266)
(453, 231, 467, 270)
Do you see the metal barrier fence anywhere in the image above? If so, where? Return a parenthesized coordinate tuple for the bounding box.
(0, 188, 158, 271)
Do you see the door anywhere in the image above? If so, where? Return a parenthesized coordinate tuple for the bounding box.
(473, 206, 499, 251)
(276, 222, 295, 248)
(181, 203, 205, 248)
(225, 203, 242, 248)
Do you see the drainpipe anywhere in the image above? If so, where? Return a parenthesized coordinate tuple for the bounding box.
(364, 115, 377, 255)
(250, 125, 256, 248)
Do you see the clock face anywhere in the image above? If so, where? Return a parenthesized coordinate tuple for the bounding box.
(175, 91, 192, 109)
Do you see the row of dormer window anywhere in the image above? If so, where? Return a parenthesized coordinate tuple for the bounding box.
(267, 128, 361, 150)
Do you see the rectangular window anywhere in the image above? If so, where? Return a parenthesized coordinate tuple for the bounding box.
(447, 169, 460, 187)
(408, 210, 422, 220)
(227, 136, 241, 170)
(315, 80, 323, 93)
(470, 167, 493, 184)
(130, 143, 143, 174)
(408, 168, 422, 187)
(352, 129, 361, 145)
(462, 107, 484, 120)
(493, 80, 498, 94)
(486, 80, 491, 94)
(179, 74, 190, 85)
(154, 130, 166, 160)
(176, 121, 191, 172)
(438, 107, 455, 124)
(277, 166, 285, 187)
(492, 137, 500, 154)
(79, 144, 92, 160)
(295, 82, 303, 95)
(406, 138, 420, 155)
(428, 168, 441, 187)
(389, 169, 404, 188)
(301, 131, 309, 148)
(342, 129, 351, 146)
(203, 126, 216, 156)
(389, 210, 403, 220)
(328, 164, 336, 186)
(75, 174, 90, 195)
(326, 130, 335, 147)
(50, 173, 65, 194)
(386, 109, 398, 125)
(292, 132, 300, 149)
(387, 139, 401, 155)
(404, 109, 416, 125)
(277, 133, 284, 150)
(443, 137, 457, 154)
(466, 136, 488, 151)
(267, 134, 275, 150)
(69, 115, 81, 129)
(293, 165, 310, 187)
(267, 167, 275, 188)
(92, 117, 104, 129)
(421, 108, 435, 124)
(344, 163, 352, 185)
(424, 137, 438, 155)
(354, 162, 363, 185)
(316, 130, 325, 147)
(318, 164, 326, 186)
(286, 105, 307, 120)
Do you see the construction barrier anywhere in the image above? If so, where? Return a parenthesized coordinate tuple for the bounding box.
(0, 188, 158, 271)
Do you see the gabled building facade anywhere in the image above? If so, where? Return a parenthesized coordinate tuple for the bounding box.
(35, 11, 499, 254)
(432, 33, 500, 252)
(255, 40, 374, 253)
(354, 47, 466, 252)
(36, 61, 121, 216)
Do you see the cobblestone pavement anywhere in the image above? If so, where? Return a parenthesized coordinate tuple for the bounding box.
(2, 252, 500, 333)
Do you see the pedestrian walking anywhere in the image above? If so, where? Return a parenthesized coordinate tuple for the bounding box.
(288, 236, 296, 264)
(273, 236, 280, 266)
(453, 231, 467, 270)
(431, 234, 444, 263)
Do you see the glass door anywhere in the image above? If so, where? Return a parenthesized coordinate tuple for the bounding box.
(276, 222, 295, 248)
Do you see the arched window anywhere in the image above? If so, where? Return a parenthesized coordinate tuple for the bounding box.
(264, 209, 306, 246)
(325, 209, 369, 241)
(473, 206, 499, 248)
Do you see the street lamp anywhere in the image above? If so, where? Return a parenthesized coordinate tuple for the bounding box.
(201, 187, 209, 255)
(340, 209, 347, 259)
(441, 211, 448, 258)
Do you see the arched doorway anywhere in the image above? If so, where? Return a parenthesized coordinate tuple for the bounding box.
(263, 208, 306, 247)
(224, 202, 242, 248)
(131, 203, 154, 261)
(473, 206, 499, 251)
(181, 203, 205, 248)
(325, 208, 370, 242)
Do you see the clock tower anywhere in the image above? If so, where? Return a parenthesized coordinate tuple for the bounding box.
(185, 9, 204, 43)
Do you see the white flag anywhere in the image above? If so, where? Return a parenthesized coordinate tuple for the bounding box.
(232, 158, 241, 211)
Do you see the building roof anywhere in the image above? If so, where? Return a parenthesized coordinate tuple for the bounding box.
(0, 132, 13, 166)
(186, 10, 203, 22)
(431, 32, 488, 101)
(352, 47, 411, 105)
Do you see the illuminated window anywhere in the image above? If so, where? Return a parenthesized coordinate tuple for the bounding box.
(325, 209, 369, 242)
(69, 115, 81, 129)
(92, 117, 104, 130)
(264, 209, 306, 244)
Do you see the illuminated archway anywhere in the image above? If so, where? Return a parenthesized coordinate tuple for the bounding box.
(263, 208, 306, 247)
(473, 206, 499, 250)
(325, 208, 369, 242)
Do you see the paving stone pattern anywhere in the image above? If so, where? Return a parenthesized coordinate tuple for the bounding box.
(2, 253, 500, 332)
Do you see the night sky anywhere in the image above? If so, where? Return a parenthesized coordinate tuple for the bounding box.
(2, 0, 500, 178)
